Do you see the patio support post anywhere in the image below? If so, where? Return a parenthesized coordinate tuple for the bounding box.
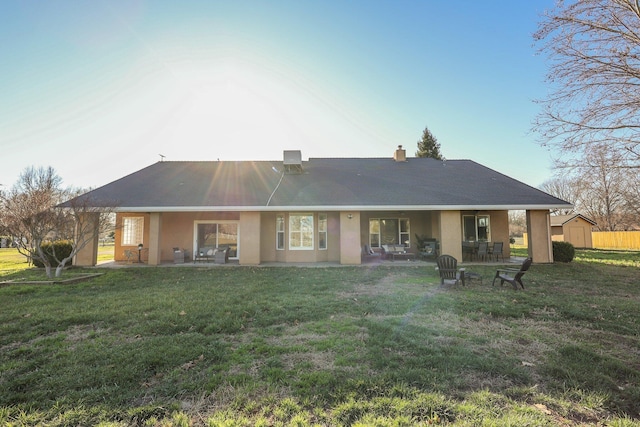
(526, 210, 553, 263)
(340, 211, 361, 265)
(439, 211, 463, 261)
(148, 212, 162, 266)
(73, 212, 99, 267)
(239, 211, 261, 265)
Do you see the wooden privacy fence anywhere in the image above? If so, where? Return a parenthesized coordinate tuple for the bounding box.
(592, 231, 640, 250)
(522, 231, 640, 250)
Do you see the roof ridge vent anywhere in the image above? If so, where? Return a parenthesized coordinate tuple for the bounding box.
(283, 150, 303, 174)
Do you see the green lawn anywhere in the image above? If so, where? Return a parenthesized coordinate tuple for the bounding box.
(1, 249, 639, 426)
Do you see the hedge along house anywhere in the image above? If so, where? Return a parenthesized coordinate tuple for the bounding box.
(64, 147, 571, 266)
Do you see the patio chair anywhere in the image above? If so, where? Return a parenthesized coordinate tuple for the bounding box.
(214, 247, 228, 264)
(123, 249, 135, 263)
(362, 244, 381, 262)
(476, 242, 489, 262)
(195, 246, 215, 262)
(420, 241, 438, 260)
(492, 257, 532, 290)
(490, 242, 504, 262)
(436, 254, 465, 286)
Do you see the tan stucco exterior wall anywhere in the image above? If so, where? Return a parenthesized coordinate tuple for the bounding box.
(239, 211, 260, 265)
(261, 211, 341, 263)
(486, 210, 511, 258)
(73, 212, 100, 267)
(114, 213, 151, 262)
(114, 212, 241, 263)
(148, 213, 162, 265)
(260, 212, 278, 262)
(527, 210, 553, 263)
(340, 211, 361, 264)
(440, 211, 463, 260)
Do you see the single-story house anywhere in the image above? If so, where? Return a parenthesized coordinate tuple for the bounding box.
(65, 146, 571, 266)
(550, 214, 596, 248)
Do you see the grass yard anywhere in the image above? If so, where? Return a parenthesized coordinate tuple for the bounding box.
(98, 243, 115, 264)
(0, 249, 639, 426)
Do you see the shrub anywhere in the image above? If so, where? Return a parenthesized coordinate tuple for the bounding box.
(33, 240, 74, 268)
(553, 241, 575, 263)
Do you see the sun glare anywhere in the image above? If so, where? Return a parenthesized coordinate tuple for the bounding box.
(144, 56, 389, 162)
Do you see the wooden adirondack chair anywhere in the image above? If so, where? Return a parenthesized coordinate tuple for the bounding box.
(436, 255, 465, 285)
(492, 258, 532, 290)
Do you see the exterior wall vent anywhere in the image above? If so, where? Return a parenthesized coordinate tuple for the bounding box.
(394, 145, 406, 162)
(283, 150, 303, 174)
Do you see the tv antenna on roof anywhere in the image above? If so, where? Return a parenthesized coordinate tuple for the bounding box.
(159, 154, 166, 162)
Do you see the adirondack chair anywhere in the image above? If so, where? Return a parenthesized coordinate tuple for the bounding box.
(436, 254, 465, 285)
(492, 258, 532, 290)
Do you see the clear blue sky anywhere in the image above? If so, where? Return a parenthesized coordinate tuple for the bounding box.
(0, 0, 556, 190)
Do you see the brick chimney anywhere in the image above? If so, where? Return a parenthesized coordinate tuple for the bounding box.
(393, 145, 406, 162)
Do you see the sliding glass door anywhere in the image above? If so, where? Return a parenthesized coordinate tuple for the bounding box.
(195, 221, 238, 258)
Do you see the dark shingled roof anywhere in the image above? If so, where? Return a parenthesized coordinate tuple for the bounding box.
(550, 214, 597, 226)
(64, 157, 571, 211)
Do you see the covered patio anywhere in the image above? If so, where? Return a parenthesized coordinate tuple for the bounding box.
(66, 150, 569, 268)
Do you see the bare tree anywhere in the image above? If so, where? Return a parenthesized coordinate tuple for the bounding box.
(622, 170, 640, 219)
(575, 145, 627, 230)
(508, 210, 527, 239)
(534, 0, 640, 166)
(540, 175, 579, 215)
(1, 166, 116, 277)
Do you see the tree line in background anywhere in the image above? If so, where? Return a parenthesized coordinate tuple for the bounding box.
(534, 0, 640, 231)
(540, 145, 640, 231)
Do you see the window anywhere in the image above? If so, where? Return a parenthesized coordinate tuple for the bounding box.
(369, 218, 410, 248)
(196, 222, 239, 257)
(276, 215, 285, 250)
(289, 214, 314, 250)
(463, 215, 491, 241)
(369, 219, 380, 248)
(318, 214, 327, 250)
(399, 218, 410, 247)
(122, 217, 144, 246)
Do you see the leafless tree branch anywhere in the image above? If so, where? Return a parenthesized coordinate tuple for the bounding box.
(535, 0, 640, 165)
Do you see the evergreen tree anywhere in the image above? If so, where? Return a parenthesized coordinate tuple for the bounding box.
(415, 126, 443, 160)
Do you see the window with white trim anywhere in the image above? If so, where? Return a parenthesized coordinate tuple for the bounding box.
(122, 217, 144, 246)
(318, 213, 327, 250)
(369, 218, 410, 248)
(276, 214, 285, 250)
(289, 213, 314, 250)
(463, 215, 491, 241)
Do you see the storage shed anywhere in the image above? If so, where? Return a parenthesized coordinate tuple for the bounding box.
(550, 214, 596, 248)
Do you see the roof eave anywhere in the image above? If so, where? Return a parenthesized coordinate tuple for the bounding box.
(111, 204, 573, 213)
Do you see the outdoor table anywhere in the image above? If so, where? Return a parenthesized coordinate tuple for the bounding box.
(463, 269, 482, 284)
(389, 252, 416, 261)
